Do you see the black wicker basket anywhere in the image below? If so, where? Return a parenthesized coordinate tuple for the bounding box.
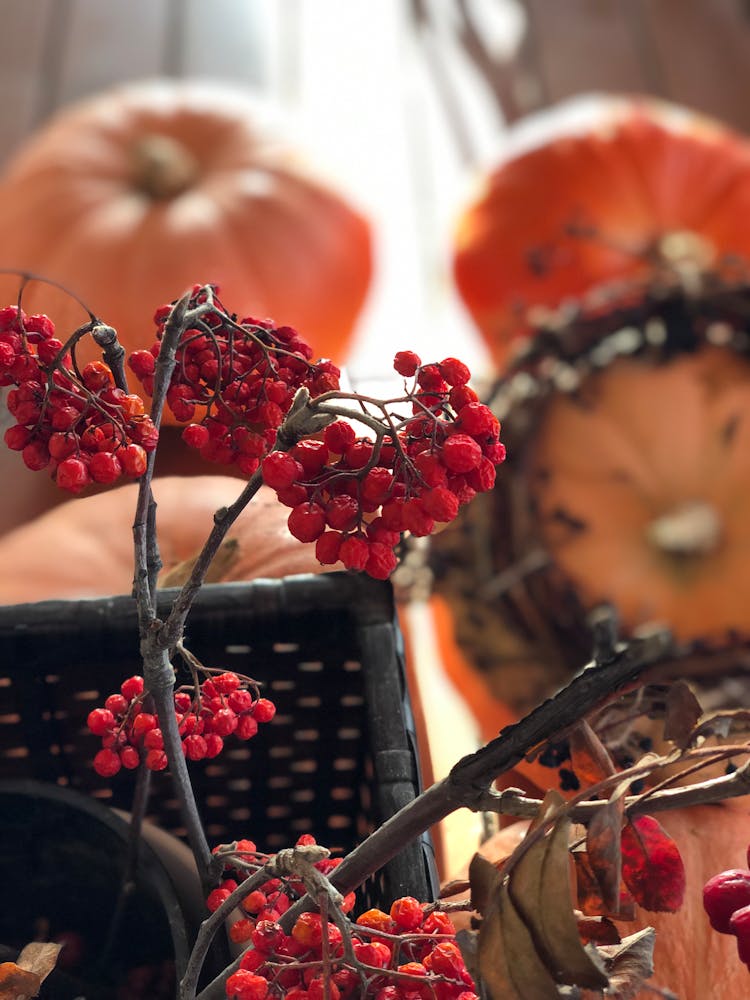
(0, 571, 439, 911)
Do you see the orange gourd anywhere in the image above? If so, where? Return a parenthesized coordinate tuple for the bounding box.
(453, 95, 750, 368)
(0, 79, 372, 369)
(0, 476, 324, 604)
(527, 344, 750, 645)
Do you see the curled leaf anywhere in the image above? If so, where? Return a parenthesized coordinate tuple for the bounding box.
(621, 815, 685, 912)
(507, 792, 609, 989)
(569, 720, 617, 786)
(586, 800, 623, 914)
(0, 942, 63, 1000)
(594, 927, 656, 1000)
(663, 680, 703, 748)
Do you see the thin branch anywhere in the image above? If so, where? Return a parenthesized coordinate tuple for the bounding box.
(476, 753, 750, 822)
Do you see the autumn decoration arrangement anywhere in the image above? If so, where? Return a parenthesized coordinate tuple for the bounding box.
(1, 82, 750, 1000)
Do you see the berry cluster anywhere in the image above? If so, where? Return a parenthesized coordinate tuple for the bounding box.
(1, 306, 157, 492)
(261, 351, 505, 579)
(208, 836, 477, 1000)
(87, 671, 275, 777)
(703, 859, 750, 968)
(127, 284, 341, 473)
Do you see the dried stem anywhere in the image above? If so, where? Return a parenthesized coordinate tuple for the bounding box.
(275, 629, 675, 924)
(476, 748, 750, 822)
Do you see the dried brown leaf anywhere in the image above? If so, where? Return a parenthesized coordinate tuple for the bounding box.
(508, 792, 609, 990)
(573, 850, 636, 921)
(0, 964, 40, 1000)
(479, 882, 560, 1000)
(0, 942, 62, 1000)
(468, 853, 503, 917)
(586, 800, 623, 913)
(569, 721, 617, 786)
(15, 943, 63, 985)
(691, 707, 750, 742)
(663, 681, 703, 748)
(595, 927, 656, 1000)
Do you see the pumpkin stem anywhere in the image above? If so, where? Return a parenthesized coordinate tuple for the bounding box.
(131, 134, 199, 200)
(646, 500, 721, 556)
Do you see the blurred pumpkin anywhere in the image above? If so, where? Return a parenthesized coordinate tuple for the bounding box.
(430, 277, 750, 713)
(453, 95, 750, 368)
(446, 799, 750, 1000)
(0, 475, 324, 604)
(0, 78, 372, 371)
(528, 344, 750, 644)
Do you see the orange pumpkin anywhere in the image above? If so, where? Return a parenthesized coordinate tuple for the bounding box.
(0, 79, 372, 368)
(453, 95, 750, 368)
(527, 345, 750, 644)
(447, 800, 750, 1000)
(430, 278, 750, 712)
(0, 475, 324, 604)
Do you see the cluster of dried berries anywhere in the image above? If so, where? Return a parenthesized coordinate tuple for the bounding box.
(261, 351, 505, 579)
(87, 671, 275, 777)
(127, 284, 341, 474)
(1, 306, 157, 492)
(208, 835, 477, 1000)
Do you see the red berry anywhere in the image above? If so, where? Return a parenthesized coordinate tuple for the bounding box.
(252, 698, 276, 723)
(339, 535, 370, 571)
(120, 443, 148, 477)
(353, 940, 391, 967)
(325, 495, 360, 531)
(394, 350, 421, 377)
(207, 887, 232, 913)
(105, 693, 129, 715)
(315, 531, 343, 565)
(4, 425, 32, 451)
(441, 434, 482, 473)
(421, 485, 460, 523)
(362, 466, 394, 504)
(183, 734, 208, 760)
(391, 896, 424, 931)
(365, 542, 398, 580)
(209, 708, 239, 737)
(128, 350, 156, 379)
(288, 502, 326, 542)
(292, 912, 323, 948)
(291, 439, 329, 475)
(324, 420, 356, 454)
(236, 714, 259, 740)
(228, 918, 255, 944)
(227, 689, 253, 713)
(704, 869, 750, 933)
(131, 712, 157, 737)
(56, 456, 91, 493)
(121, 676, 144, 701)
(262, 451, 303, 490)
(213, 671, 241, 694)
(119, 745, 141, 769)
(145, 748, 168, 771)
(182, 423, 210, 450)
(204, 733, 224, 758)
(93, 748, 121, 777)
(87, 708, 116, 735)
(729, 904, 750, 964)
(225, 971, 269, 1000)
(438, 357, 471, 386)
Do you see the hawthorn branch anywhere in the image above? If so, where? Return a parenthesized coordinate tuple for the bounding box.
(272, 628, 675, 930)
